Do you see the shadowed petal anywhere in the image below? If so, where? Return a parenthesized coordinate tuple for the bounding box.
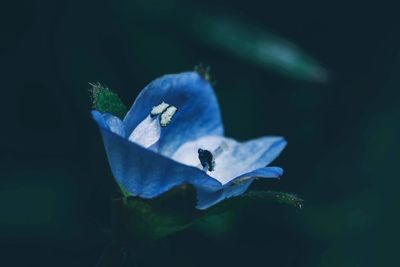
(196, 167, 283, 209)
(123, 72, 224, 157)
(92, 111, 222, 200)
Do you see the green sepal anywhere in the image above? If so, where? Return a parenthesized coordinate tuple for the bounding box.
(90, 82, 128, 119)
(118, 184, 131, 200)
(207, 190, 303, 216)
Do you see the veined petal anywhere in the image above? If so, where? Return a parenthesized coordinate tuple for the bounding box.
(128, 115, 161, 149)
(235, 136, 286, 173)
(196, 167, 283, 209)
(92, 112, 222, 200)
(172, 135, 286, 184)
(123, 72, 224, 157)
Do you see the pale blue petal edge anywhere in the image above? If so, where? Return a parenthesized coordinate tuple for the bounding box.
(196, 167, 283, 209)
(92, 111, 126, 137)
(240, 136, 287, 171)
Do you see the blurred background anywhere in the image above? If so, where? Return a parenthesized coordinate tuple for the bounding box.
(1, 0, 399, 266)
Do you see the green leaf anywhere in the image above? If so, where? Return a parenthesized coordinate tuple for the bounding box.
(90, 82, 128, 119)
(110, 188, 302, 241)
(111, 185, 202, 241)
(191, 15, 328, 82)
(195, 211, 236, 237)
(195, 190, 302, 236)
(208, 190, 303, 215)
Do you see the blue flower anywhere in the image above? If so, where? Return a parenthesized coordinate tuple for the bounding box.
(92, 72, 286, 209)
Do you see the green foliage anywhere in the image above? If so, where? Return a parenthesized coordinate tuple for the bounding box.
(119, 185, 131, 199)
(111, 187, 302, 241)
(195, 211, 236, 237)
(96, 243, 127, 267)
(115, 198, 193, 240)
(90, 82, 128, 119)
(245, 190, 303, 209)
(112, 185, 202, 241)
(208, 190, 303, 215)
(191, 15, 328, 82)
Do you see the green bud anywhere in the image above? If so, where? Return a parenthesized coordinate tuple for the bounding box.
(194, 63, 215, 85)
(90, 82, 128, 119)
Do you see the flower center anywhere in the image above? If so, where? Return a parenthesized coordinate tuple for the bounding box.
(197, 141, 228, 173)
(198, 149, 215, 172)
(128, 101, 177, 149)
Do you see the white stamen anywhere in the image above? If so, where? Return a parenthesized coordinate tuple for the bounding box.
(213, 141, 228, 158)
(160, 106, 177, 127)
(128, 101, 178, 149)
(150, 102, 170, 116)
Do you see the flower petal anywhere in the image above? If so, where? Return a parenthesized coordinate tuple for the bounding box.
(231, 136, 286, 174)
(224, 167, 283, 198)
(92, 110, 126, 137)
(123, 72, 224, 157)
(172, 135, 286, 184)
(196, 167, 283, 209)
(128, 115, 161, 149)
(92, 111, 222, 200)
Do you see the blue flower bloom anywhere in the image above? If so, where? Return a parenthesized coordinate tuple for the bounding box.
(92, 72, 286, 209)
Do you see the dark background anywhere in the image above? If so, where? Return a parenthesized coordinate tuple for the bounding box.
(1, 0, 399, 266)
